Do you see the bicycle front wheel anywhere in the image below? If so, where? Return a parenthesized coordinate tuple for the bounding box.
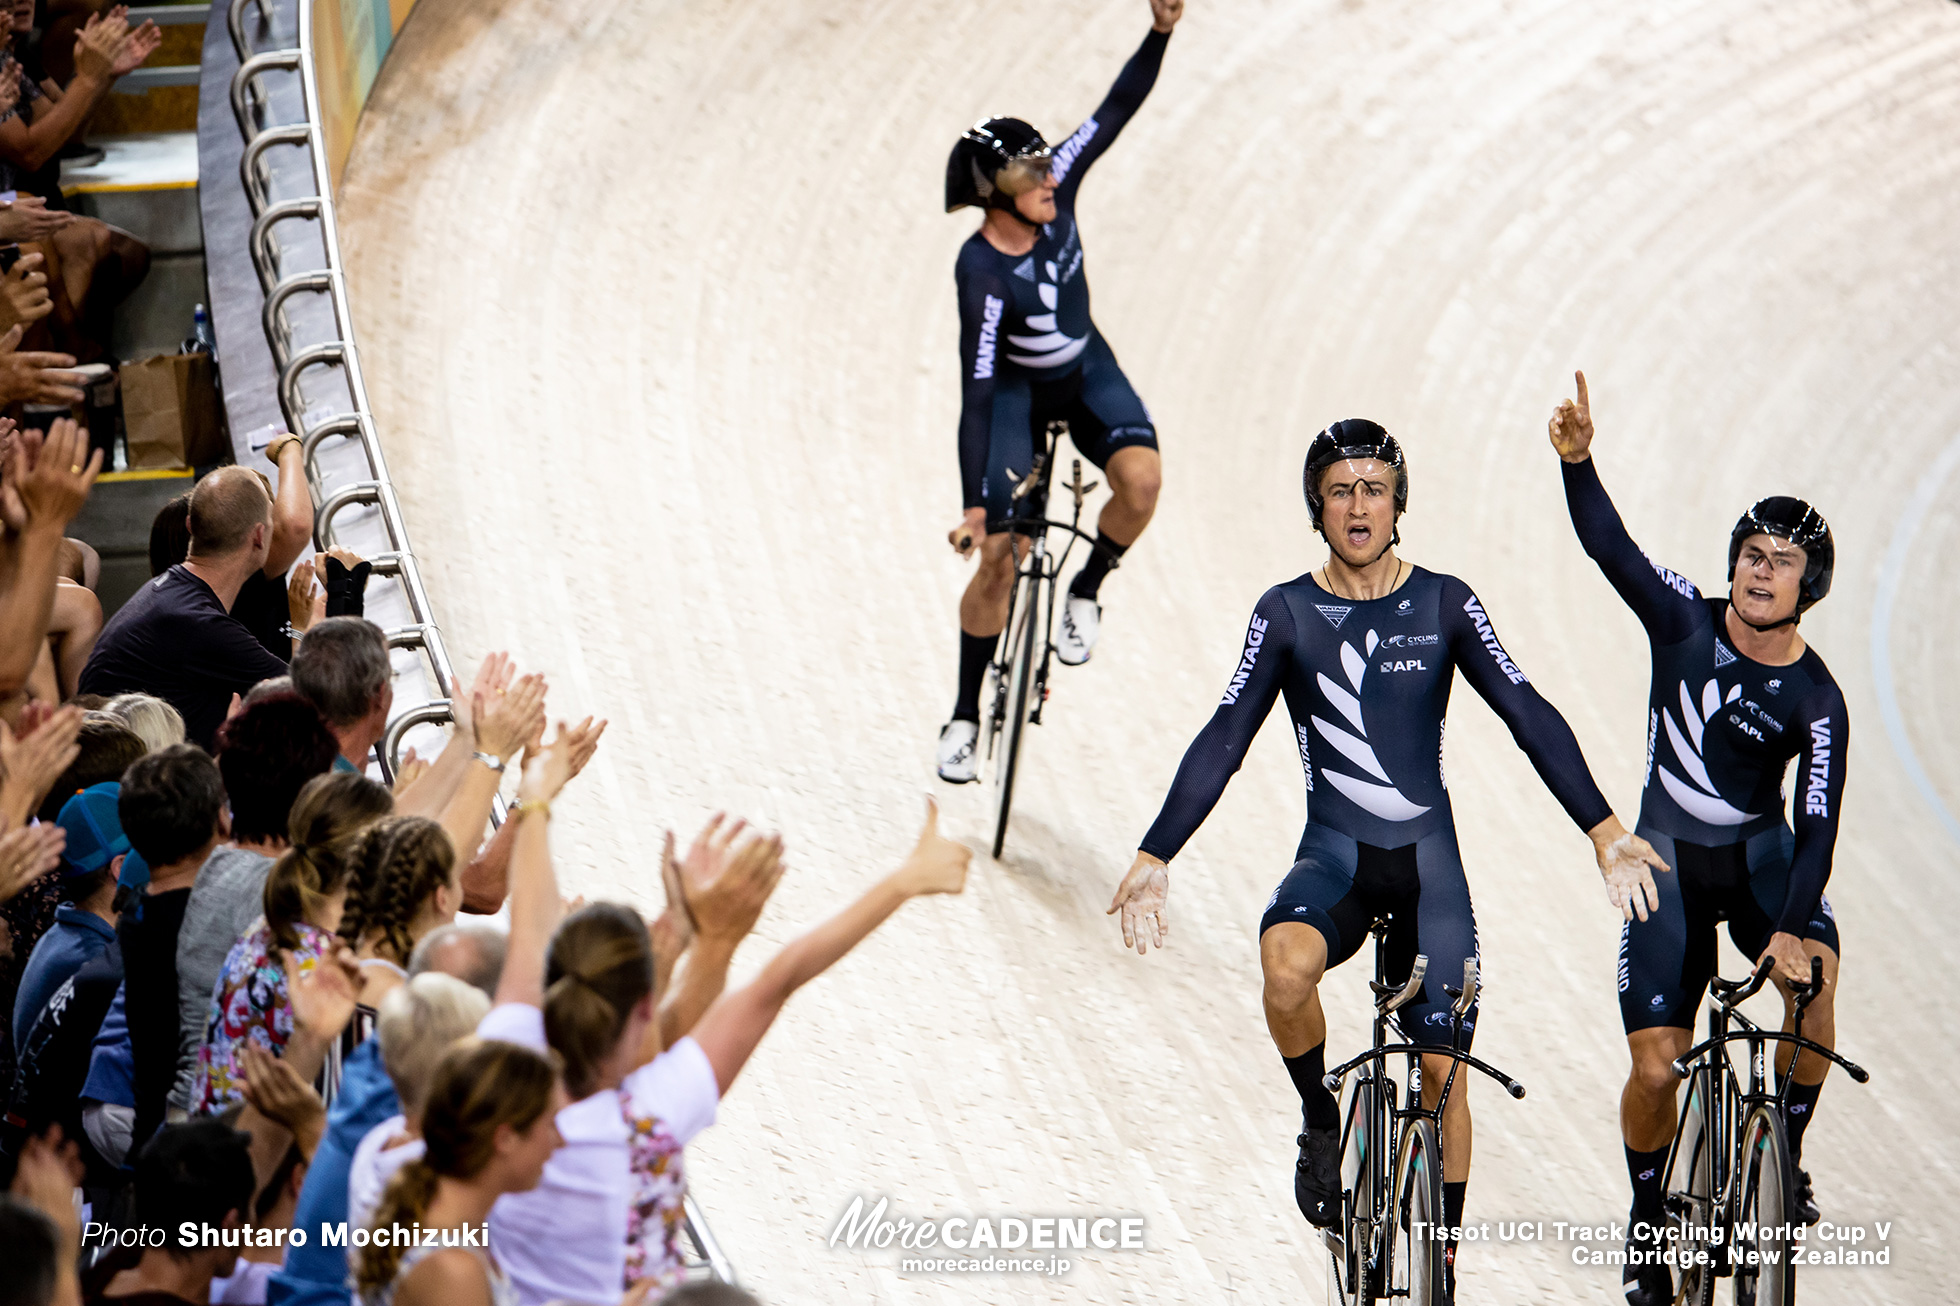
(990, 571, 1041, 859)
(1666, 1066, 1717, 1306)
(1733, 1103, 1795, 1306)
(1386, 1118, 1447, 1306)
(1325, 1071, 1389, 1305)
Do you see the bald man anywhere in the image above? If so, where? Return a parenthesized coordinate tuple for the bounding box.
(81, 467, 289, 745)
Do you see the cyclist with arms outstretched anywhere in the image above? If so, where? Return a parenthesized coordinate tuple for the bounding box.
(1547, 374, 1849, 1306)
(1108, 420, 1668, 1301)
(934, 0, 1182, 784)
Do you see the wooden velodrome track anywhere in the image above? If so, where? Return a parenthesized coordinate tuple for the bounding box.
(335, 1, 1960, 1300)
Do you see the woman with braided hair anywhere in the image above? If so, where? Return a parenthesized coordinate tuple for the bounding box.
(339, 815, 463, 1016)
(353, 1036, 565, 1306)
(477, 728, 972, 1303)
(191, 771, 394, 1114)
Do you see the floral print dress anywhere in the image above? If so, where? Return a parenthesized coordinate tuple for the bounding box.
(191, 918, 331, 1115)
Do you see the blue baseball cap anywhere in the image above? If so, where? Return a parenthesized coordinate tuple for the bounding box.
(56, 782, 131, 877)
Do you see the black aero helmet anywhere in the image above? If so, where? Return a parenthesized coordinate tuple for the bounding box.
(945, 117, 1052, 214)
(1727, 496, 1833, 618)
(1302, 419, 1409, 539)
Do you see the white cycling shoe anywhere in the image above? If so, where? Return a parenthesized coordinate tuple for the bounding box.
(936, 719, 980, 784)
(1056, 595, 1100, 666)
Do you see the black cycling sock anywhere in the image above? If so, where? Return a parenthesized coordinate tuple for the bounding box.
(1626, 1143, 1669, 1224)
(1443, 1179, 1467, 1246)
(951, 631, 998, 724)
(1068, 531, 1128, 600)
(1783, 1079, 1822, 1163)
(1284, 1044, 1340, 1130)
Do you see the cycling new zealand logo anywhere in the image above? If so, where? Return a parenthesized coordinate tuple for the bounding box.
(1312, 629, 1430, 822)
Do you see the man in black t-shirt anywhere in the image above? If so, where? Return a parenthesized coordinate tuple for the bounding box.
(113, 746, 227, 1154)
(80, 468, 288, 747)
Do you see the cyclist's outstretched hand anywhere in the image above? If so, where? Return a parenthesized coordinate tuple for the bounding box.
(1108, 851, 1169, 955)
(1591, 821, 1670, 922)
(1549, 369, 1594, 464)
(948, 507, 987, 559)
(1149, 0, 1184, 33)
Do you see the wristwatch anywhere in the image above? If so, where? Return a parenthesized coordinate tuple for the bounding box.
(471, 750, 505, 774)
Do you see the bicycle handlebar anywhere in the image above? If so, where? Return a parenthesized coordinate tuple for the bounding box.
(1323, 1043, 1527, 1100)
(1670, 1030, 1870, 1085)
(1448, 958, 1478, 1017)
(1708, 953, 1827, 1012)
(1370, 955, 1427, 1016)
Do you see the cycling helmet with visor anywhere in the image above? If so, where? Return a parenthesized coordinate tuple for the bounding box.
(945, 117, 1054, 215)
(1726, 495, 1832, 627)
(1302, 419, 1409, 543)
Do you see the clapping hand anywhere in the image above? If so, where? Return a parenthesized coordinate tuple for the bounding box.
(0, 196, 75, 244)
(0, 252, 53, 332)
(239, 1040, 326, 1146)
(475, 673, 547, 764)
(1549, 370, 1595, 464)
(674, 815, 787, 948)
(0, 327, 82, 409)
(0, 823, 65, 904)
(9, 418, 97, 534)
(449, 651, 513, 745)
(0, 702, 83, 824)
(282, 945, 360, 1042)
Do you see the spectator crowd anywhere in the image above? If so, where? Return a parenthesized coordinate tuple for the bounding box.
(0, 335, 974, 1305)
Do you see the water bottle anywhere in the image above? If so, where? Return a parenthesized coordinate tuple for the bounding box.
(184, 304, 217, 357)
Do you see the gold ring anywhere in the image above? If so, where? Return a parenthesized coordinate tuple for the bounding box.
(68, 464, 80, 474)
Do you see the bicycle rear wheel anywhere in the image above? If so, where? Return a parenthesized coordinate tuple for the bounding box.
(990, 570, 1040, 859)
(1666, 1067, 1717, 1306)
(1733, 1104, 1795, 1306)
(1386, 1118, 1446, 1306)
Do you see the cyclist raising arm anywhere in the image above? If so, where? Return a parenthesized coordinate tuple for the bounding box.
(1548, 372, 1848, 1305)
(934, 0, 1182, 784)
(1108, 420, 1665, 1300)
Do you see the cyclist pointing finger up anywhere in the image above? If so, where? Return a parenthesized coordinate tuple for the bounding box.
(934, 0, 1182, 784)
(1549, 373, 1850, 1305)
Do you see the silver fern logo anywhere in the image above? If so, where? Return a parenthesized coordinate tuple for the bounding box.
(1004, 258, 1087, 369)
(1658, 679, 1758, 825)
(1312, 629, 1430, 822)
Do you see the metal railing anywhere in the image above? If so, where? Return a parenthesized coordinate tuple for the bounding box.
(218, 0, 736, 1284)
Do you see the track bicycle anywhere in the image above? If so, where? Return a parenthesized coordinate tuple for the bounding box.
(982, 420, 1119, 858)
(1660, 954, 1868, 1306)
(1320, 919, 1527, 1305)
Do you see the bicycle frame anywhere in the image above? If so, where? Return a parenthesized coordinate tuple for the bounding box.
(1320, 922, 1526, 1302)
(986, 422, 1105, 742)
(1664, 956, 1868, 1288)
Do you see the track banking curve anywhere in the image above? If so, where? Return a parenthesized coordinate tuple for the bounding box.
(334, 1, 1960, 1300)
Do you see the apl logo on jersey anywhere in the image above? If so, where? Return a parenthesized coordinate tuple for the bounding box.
(1312, 629, 1430, 822)
(1315, 604, 1352, 629)
(1657, 679, 1759, 825)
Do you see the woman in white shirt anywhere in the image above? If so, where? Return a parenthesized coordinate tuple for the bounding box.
(353, 1036, 564, 1306)
(481, 734, 972, 1303)
(347, 972, 493, 1233)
